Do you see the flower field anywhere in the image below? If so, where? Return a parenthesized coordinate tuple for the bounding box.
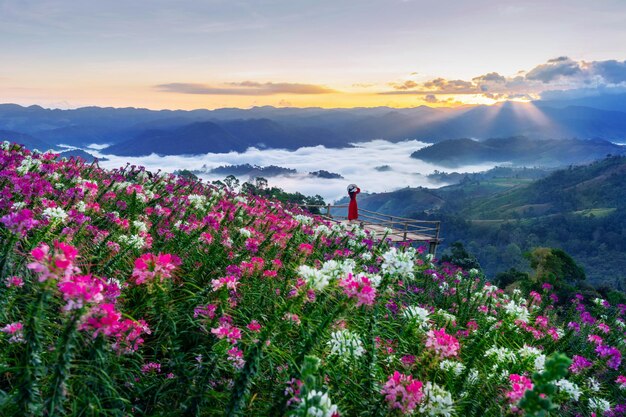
(0, 142, 624, 416)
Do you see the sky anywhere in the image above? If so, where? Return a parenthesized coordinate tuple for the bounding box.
(1, 0, 626, 110)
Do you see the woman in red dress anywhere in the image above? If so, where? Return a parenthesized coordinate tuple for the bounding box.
(347, 184, 360, 221)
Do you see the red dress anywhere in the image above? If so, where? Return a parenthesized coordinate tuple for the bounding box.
(348, 188, 360, 220)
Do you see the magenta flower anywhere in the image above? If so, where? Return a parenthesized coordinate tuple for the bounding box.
(381, 371, 424, 414)
(339, 273, 377, 307)
(1, 322, 25, 343)
(1, 208, 39, 236)
(425, 328, 460, 358)
(141, 362, 161, 374)
(569, 355, 593, 374)
(27, 241, 80, 282)
(130, 252, 180, 285)
(57, 274, 105, 311)
(4, 276, 24, 288)
(506, 374, 533, 404)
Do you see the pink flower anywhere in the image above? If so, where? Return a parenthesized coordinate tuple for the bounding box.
(130, 252, 180, 285)
(425, 328, 460, 358)
(247, 320, 262, 332)
(211, 319, 242, 344)
(58, 274, 105, 311)
(193, 304, 217, 319)
(227, 346, 245, 369)
(27, 241, 80, 282)
(298, 243, 314, 255)
(141, 362, 161, 374)
(1, 322, 25, 343)
(4, 276, 24, 288)
(588, 334, 603, 346)
(616, 375, 626, 389)
(381, 371, 424, 414)
(338, 273, 377, 307)
(506, 374, 533, 404)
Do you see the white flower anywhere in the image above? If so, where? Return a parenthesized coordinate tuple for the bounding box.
(42, 207, 68, 222)
(503, 300, 530, 323)
(593, 297, 606, 306)
(361, 252, 373, 261)
(117, 234, 146, 250)
(294, 390, 339, 417)
(187, 194, 207, 210)
(588, 397, 611, 412)
(312, 224, 332, 237)
(556, 379, 581, 401)
(76, 201, 87, 213)
(327, 330, 365, 361)
(381, 247, 415, 280)
(297, 265, 329, 292)
(403, 306, 431, 329)
(484, 347, 517, 364)
(16, 156, 42, 175)
(419, 382, 455, 417)
(466, 369, 479, 385)
(437, 309, 457, 324)
(12, 202, 27, 210)
(293, 214, 313, 225)
(440, 360, 465, 376)
(133, 220, 148, 233)
(588, 377, 601, 392)
(239, 228, 252, 238)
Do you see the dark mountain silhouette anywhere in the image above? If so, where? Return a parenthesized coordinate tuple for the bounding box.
(105, 118, 346, 156)
(105, 121, 243, 156)
(412, 136, 626, 167)
(2, 102, 626, 155)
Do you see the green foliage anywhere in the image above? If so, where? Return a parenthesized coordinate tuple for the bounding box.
(518, 353, 572, 417)
(440, 242, 482, 271)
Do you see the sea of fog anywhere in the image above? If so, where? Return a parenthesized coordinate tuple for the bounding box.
(84, 140, 498, 203)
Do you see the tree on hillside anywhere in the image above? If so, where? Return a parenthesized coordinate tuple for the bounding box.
(525, 247, 586, 285)
(440, 242, 482, 271)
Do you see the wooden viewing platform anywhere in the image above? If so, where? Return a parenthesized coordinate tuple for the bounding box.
(304, 204, 442, 255)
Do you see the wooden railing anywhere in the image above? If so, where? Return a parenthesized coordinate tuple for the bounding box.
(302, 204, 441, 253)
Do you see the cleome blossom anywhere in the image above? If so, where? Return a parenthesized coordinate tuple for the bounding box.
(338, 273, 376, 307)
(381, 371, 424, 414)
(130, 252, 180, 285)
(27, 241, 80, 282)
(425, 328, 460, 358)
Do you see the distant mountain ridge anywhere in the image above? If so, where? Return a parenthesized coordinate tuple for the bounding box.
(2, 101, 626, 156)
(411, 136, 626, 167)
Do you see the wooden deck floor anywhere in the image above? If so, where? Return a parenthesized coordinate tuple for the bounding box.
(339, 220, 437, 243)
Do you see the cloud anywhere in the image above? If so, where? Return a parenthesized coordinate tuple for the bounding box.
(155, 82, 337, 95)
(93, 139, 496, 203)
(589, 60, 626, 84)
(525, 56, 582, 83)
(472, 72, 506, 84)
(381, 77, 480, 95)
(389, 80, 419, 90)
(378, 57, 626, 101)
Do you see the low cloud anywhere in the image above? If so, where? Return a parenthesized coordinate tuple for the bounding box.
(525, 56, 582, 83)
(156, 81, 337, 95)
(93, 139, 496, 202)
(589, 60, 626, 84)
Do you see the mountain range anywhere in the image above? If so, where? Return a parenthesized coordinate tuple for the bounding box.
(1, 95, 626, 157)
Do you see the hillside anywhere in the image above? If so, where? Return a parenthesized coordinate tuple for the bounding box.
(411, 136, 626, 167)
(353, 157, 626, 286)
(1, 143, 624, 416)
(460, 155, 626, 219)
